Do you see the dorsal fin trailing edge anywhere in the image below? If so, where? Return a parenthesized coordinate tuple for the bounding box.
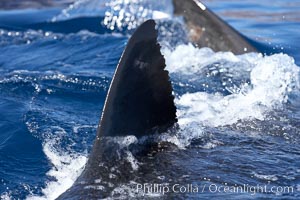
(97, 19, 177, 137)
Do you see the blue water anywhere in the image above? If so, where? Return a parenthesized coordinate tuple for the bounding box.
(0, 0, 299, 199)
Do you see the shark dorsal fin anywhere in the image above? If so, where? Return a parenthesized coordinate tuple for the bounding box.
(97, 20, 177, 137)
(172, 0, 257, 54)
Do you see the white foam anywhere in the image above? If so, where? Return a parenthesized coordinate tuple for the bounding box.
(253, 173, 278, 181)
(26, 139, 87, 200)
(163, 44, 254, 74)
(0, 193, 11, 200)
(113, 135, 138, 148)
(157, 123, 205, 149)
(152, 10, 170, 19)
(109, 136, 140, 170)
(163, 44, 300, 127)
(73, 125, 97, 134)
(125, 151, 139, 171)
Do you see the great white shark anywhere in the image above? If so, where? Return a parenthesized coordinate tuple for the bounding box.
(57, 0, 257, 199)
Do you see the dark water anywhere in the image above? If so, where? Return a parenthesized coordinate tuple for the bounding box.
(0, 0, 299, 199)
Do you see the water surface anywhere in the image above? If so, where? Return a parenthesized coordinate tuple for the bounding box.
(0, 0, 299, 199)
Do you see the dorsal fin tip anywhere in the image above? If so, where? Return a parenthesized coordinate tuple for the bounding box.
(130, 19, 158, 42)
(97, 19, 177, 138)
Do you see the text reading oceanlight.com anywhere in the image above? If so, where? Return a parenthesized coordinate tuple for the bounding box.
(136, 183, 295, 196)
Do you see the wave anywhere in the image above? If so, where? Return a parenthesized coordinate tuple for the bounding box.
(0, 15, 112, 35)
(26, 137, 87, 200)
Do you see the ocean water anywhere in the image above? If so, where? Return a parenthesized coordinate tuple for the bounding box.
(0, 0, 300, 199)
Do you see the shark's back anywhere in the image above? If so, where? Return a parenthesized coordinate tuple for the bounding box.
(173, 0, 257, 54)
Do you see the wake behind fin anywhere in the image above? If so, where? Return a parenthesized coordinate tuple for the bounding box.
(97, 19, 177, 138)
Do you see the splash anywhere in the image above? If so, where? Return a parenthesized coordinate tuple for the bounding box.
(52, 0, 173, 31)
(163, 44, 300, 127)
(0, 193, 11, 200)
(103, 0, 173, 31)
(26, 127, 87, 200)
